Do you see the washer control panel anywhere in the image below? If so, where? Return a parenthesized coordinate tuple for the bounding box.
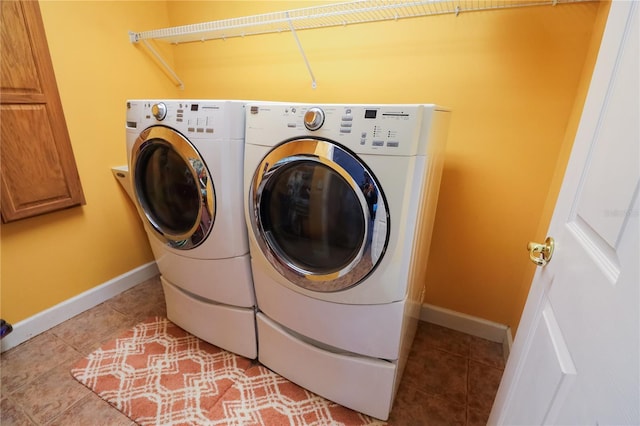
(247, 103, 433, 156)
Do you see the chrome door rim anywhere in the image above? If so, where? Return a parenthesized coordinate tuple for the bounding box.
(131, 125, 215, 249)
(249, 138, 389, 291)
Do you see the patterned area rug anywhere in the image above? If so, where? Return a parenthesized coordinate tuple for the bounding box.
(71, 317, 383, 425)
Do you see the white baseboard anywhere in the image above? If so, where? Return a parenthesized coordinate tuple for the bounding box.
(1, 262, 159, 353)
(420, 303, 513, 360)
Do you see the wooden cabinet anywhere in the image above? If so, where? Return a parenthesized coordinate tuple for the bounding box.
(0, 0, 85, 222)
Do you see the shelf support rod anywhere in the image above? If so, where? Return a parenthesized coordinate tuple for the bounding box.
(141, 39, 185, 90)
(286, 12, 317, 89)
(130, 32, 185, 90)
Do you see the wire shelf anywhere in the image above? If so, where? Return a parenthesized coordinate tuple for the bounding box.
(130, 0, 596, 45)
(129, 0, 596, 89)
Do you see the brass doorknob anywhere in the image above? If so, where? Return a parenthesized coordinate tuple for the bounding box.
(527, 237, 555, 266)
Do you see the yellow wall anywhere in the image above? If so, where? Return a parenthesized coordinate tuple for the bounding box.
(508, 0, 612, 334)
(168, 1, 607, 329)
(0, 1, 178, 323)
(0, 0, 610, 333)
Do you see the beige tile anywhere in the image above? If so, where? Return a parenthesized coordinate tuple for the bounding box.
(1, 332, 81, 395)
(467, 360, 503, 421)
(46, 393, 135, 426)
(106, 276, 166, 322)
(420, 322, 471, 358)
(389, 385, 466, 426)
(402, 347, 468, 406)
(49, 303, 137, 355)
(468, 336, 505, 369)
(0, 397, 37, 425)
(9, 364, 90, 424)
(467, 406, 492, 426)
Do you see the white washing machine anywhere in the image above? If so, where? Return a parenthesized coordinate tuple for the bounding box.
(126, 99, 256, 359)
(244, 102, 450, 420)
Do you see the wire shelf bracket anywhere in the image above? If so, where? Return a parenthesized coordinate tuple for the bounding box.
(130, 33, 185, 90)
(286, 12, 317, 89)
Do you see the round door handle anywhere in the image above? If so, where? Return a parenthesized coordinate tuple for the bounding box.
(527, 237, 555, 266)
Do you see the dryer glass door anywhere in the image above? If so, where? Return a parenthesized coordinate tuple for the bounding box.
(250, 138, 389, 292)
(131, 126, 215, 249)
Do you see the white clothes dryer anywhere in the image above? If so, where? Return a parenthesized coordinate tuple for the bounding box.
(126, 99, 256, 358)
(244, 102, 450, 419)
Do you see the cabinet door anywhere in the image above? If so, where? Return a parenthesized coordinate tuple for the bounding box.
(0, 0, 85, 222)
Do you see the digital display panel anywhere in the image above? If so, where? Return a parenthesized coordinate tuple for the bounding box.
(364, 109, 377, 119)
(191, 104, 199, 111)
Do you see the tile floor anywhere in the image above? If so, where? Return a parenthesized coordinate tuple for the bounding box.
(1, 276, 505, 425)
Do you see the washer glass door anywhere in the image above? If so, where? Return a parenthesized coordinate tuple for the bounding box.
(249, 138, 389, 292)
(131, 126, 215, 249)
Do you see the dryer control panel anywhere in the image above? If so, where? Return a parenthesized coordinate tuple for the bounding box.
(126, 99, 245, 140)
(246, 103, 446, 156)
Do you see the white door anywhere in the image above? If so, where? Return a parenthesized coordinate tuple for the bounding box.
(489, 2, 639, 425)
